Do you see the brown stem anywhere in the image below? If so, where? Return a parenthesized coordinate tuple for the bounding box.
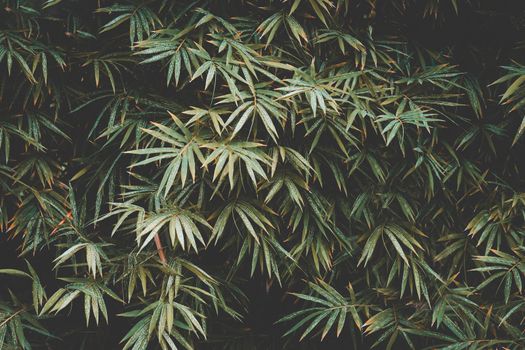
(0, 308, 25, 328)
(154, 233, 167, 264)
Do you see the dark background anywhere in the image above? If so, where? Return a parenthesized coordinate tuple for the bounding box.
(2, 0, 525, 348)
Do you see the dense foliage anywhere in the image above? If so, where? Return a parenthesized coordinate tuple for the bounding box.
(1, 0, 525, 349)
